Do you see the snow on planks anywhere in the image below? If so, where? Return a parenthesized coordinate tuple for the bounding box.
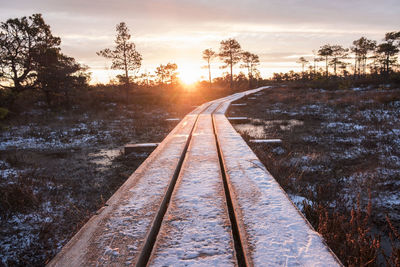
(49, 86, 341, 267)
(148, 114, 236, 266)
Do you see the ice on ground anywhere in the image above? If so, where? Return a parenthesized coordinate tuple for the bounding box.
(323, 122, 365, 133)
(0, 123, 103, 149)
(289, 194, 313, 211)
(360, 109, 400, 123)
(330, 146, 368, 160)
(88, 148, 122, 171)
(0, 160, 18, 179)
(272, 146, 286, 155)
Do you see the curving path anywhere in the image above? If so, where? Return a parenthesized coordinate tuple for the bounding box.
(49, 87, 342, 267)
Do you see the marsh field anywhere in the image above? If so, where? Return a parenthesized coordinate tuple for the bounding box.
(0, 87, 205, 265)
(0, 84, 399, 266)
(228, 85, 400, 265)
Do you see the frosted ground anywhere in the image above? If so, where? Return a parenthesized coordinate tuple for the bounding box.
(228, 85, 400, 264)
(0, 103, 181, 265)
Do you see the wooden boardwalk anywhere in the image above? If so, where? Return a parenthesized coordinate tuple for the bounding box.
(49, 87, 342, 266)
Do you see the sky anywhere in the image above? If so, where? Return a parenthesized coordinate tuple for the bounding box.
(1, 0, 399, 84)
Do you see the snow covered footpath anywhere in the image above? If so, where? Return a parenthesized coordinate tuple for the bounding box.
(49, 86, 341, 266)
(148, 114, 236, 266)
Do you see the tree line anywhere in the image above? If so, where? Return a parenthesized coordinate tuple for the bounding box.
(0, 14, 258, 113)
(274, 33, 400, 82)
(98, 22, 261, 90)
(0, 13, 262, 106)
(1, 13, 399, 111)
(201, 39, 260, 89)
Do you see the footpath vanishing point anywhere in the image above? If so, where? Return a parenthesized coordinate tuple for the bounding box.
(49, 87, 342, 267)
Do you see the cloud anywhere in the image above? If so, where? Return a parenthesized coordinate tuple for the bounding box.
(1, 0, 398, 81)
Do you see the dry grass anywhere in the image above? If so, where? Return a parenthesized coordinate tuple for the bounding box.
(229, 85, 400, 266)
(0, 95, 183, 265)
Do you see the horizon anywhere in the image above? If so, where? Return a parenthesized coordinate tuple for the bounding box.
(1, 0, 399, 84)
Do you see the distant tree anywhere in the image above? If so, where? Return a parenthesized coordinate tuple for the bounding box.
(311, 50, 324, 77)
(234, 71, 248, 87)
(289, 70, 301, 81)
(385, 31, 400, 46)
(136, 70, 155, 86)
(35, 47, 89, 106)
(272, 72, 283, 82)
(97, 22, 142, 87)
(155, 65, 166, 85)
(339, 61, 350, 77)
(202, 48, 216, 88)
(307, 65, 313, 74)
(253, 69, 262, 81)
(369, 50, 381, 75)
(241, 51, 260, 88)
(351, 37, 376, 76)
(219, 38, 242, 89)
(155, 63, 178, 85)
(0, 14, 61, 102)
(296, 57, 309, 73)
(376, 43, 399, 75)
(318, 44, 334, 77)
(376, 32, 400, 75)
(329, 45, 349, 76)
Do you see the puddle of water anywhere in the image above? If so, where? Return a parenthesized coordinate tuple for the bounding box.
(233, 118, 304, 138)
(88, 148, 122, 170)
(264, 119, 304, 131)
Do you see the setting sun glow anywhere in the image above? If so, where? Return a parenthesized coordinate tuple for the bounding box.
(178, 64, 201, 85)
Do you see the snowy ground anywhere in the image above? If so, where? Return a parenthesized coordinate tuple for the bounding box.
(0, 103, 180, 265)
(228, 85, 400, 263)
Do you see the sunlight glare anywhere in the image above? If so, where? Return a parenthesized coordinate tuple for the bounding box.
(178, 65, 201, 85)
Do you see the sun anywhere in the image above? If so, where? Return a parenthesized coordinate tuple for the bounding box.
(178, 66, 200, 85)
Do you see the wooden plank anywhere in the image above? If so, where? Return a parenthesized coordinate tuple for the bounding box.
(148, 114, 236, 266)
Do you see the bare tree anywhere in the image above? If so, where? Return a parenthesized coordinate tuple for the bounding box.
(296, 57, 309, 73)
(97, 22, 142, 87)
(351, 37, 376, 76)
(155, 64, 166, 85)
(219, 38, 242, 89)
(376, 32, 400, 75)
(329, 45, 349, 76)
(311, 50, 323, 77)
(155, 63, 178, 85)
(339, 61, 350, 76)
(241, 51, 260, 88)
(202, 48, 216, 88)
(318, 44, 333, 77)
